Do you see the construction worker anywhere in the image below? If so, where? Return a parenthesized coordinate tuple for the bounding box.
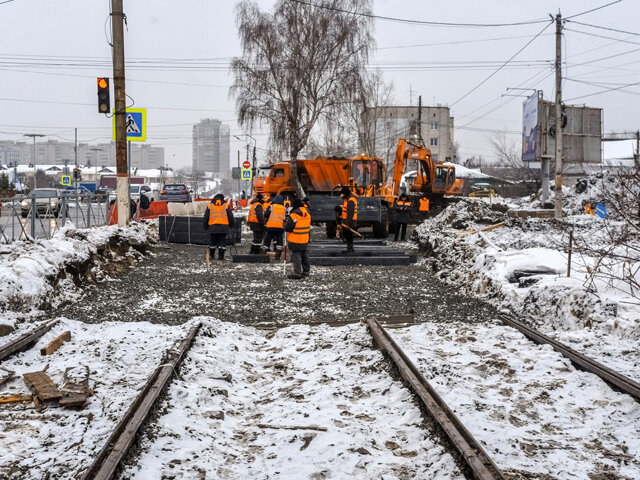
(203, 193, 235, 260)
(248, 193, 266, 254)
(419, 195, 430, 213)
(340, 186, 358, 254)
(284, 198, 311, 279)
(262, 194, 286, 259)
(585, 202, 594, 215)
(393, 193, 411, 241)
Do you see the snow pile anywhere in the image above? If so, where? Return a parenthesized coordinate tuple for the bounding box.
(124, 318, 463, 479)
(0, 222, 155, 318)
(415, 198, 640, 370)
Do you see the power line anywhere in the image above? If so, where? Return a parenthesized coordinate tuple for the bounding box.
(0, 0, 16, 4)
(450, 20, 553, 107)
(565, 0, 623, 20)
(377, 33, 554, 50)
(564, 27, 640, 47)
(565, 78, 640, 101)
(288, 0, 549, 27)
(566, 20, 640, 37)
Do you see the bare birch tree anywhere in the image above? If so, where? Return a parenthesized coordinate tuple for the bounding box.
(231, 0, 374, 197)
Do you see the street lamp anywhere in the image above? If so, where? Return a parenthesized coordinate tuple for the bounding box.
(23, 133, 44, 190)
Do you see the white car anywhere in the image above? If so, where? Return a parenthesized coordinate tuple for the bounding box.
(129, 184, 159, 202)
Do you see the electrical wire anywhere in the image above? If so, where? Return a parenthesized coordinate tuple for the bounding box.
(566, 20, 640, 37)
(565, 78, 640, 101)
(450, 21, 553, 107)
(564, 27, 640, 47)
(377, 33, 554, 50)
(288, 0, 549, 27)
(565, 0, 623, 20)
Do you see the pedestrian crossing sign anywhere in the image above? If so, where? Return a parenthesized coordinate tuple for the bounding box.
(241, 168, 252, 180)
(112, 108, 147, 142)
(61, 175, 71, 186)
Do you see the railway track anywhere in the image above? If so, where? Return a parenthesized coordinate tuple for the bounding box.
(498, 313, 640, 401)
(79, 322, 200, 480)
(366, 317, 505, 480)
(0, 319, 60, 362)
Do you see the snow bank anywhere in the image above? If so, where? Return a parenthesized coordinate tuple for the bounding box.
(415, 198, 640, 377)
(0, 222, 155, 320)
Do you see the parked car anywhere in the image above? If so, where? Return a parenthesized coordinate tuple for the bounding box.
(20, 188, 67, 218)
(160, 184, 192, 203)
(130, 184, 159, 202)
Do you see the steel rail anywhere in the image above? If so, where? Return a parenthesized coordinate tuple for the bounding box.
(498, 313, 640, 401)
(80, 322, 201, 480)
(365, 318, 505, 480)
(0, 318, 60, 362)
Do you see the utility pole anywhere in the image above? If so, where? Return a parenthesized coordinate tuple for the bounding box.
(554, 12, 563, 219)
(24, 133, 44, 191)
(237, 150, 240, 194)
(417, 95, 423, 145)
(74, 128, 78, 194)
(251, 143, 256, 198)
(111, 0, 129, 226)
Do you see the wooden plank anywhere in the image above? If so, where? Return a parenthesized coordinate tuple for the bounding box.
(457, 222, 505, 236)
(0, 319, 60, 361)
(0, 367, 15, 386)
(0, 395, 33, 404)
(40, 331, 71, 356)
(60, 366, 92, 409)
(23, 371, 62, 402)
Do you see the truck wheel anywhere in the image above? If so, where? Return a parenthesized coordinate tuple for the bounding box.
(326, 221, 337, 239)
(372, 206, 388, 238)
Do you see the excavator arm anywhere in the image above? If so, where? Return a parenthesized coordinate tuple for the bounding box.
(390, 138, 407, 197)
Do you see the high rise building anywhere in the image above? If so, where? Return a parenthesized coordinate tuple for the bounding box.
(192, 119, 230, 177)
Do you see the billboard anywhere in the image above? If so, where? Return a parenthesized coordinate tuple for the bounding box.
(521, 92, 602, 164)
(522, 93, 539, 162)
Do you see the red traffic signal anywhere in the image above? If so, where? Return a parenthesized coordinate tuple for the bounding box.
(73, 167, 79, 179)
(97, 77, 110, 113)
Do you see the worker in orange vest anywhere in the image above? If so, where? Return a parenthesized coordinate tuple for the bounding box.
(261, 194, 286, 259)
(284, 198, 311, 279)
(419, 196, 430, 212)
(340, 186, 358, 254)
(247, 193, 266, 254)
(203, 193, 235, 260)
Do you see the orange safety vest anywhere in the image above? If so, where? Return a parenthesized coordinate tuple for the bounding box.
(287, 208, 311, 244)
(207, 201, 229, 226)
(341, 195, 358, 221)
(248, 201, 262, 223)
(266, 203, 286, 229)
(397, 200, 412, 208)
(419, 197, 430, 212)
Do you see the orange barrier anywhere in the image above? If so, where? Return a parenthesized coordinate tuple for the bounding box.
(237, 199, 248, 208)
(108, 201, 171, 225)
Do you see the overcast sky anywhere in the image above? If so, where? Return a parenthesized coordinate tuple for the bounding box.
(1, 0, 638, 168)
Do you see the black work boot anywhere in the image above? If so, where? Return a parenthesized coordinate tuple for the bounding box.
(287, 272, 303, 279)
(218, 249, 225, 261)
(275, 249, 282, 260)
(209, 248, 216, 260)
(342, 245, 355, 255)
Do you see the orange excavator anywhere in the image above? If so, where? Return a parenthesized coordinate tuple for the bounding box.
(252, 140, 462, 237)
(390, 138, 464, 198)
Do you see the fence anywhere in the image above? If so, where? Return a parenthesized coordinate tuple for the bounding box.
(0, 193, 111, 244)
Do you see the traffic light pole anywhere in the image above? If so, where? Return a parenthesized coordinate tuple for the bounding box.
(111, 0, 129, 227)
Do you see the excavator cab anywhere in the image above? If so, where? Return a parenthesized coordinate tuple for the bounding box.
(433, 165, 456, 194)
(349, 156, 384, 194)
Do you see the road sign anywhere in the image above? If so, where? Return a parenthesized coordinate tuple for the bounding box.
(242, 160, 251, 169)
(112, 108, 147, 142)
(61, 175, 71, 186)
(241, 168, 253, 180)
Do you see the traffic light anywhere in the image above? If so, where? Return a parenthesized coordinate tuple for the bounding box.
(97, 77, 110, 113)
(73, 167, 79, 179)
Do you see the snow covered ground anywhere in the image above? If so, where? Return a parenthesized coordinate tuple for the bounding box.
(415, 197, 640, 382)
(123, 319, 462, 480)
(395, 322, 640, 480)
(0, 318, 181, 479)
(1, 318, 463, 480)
